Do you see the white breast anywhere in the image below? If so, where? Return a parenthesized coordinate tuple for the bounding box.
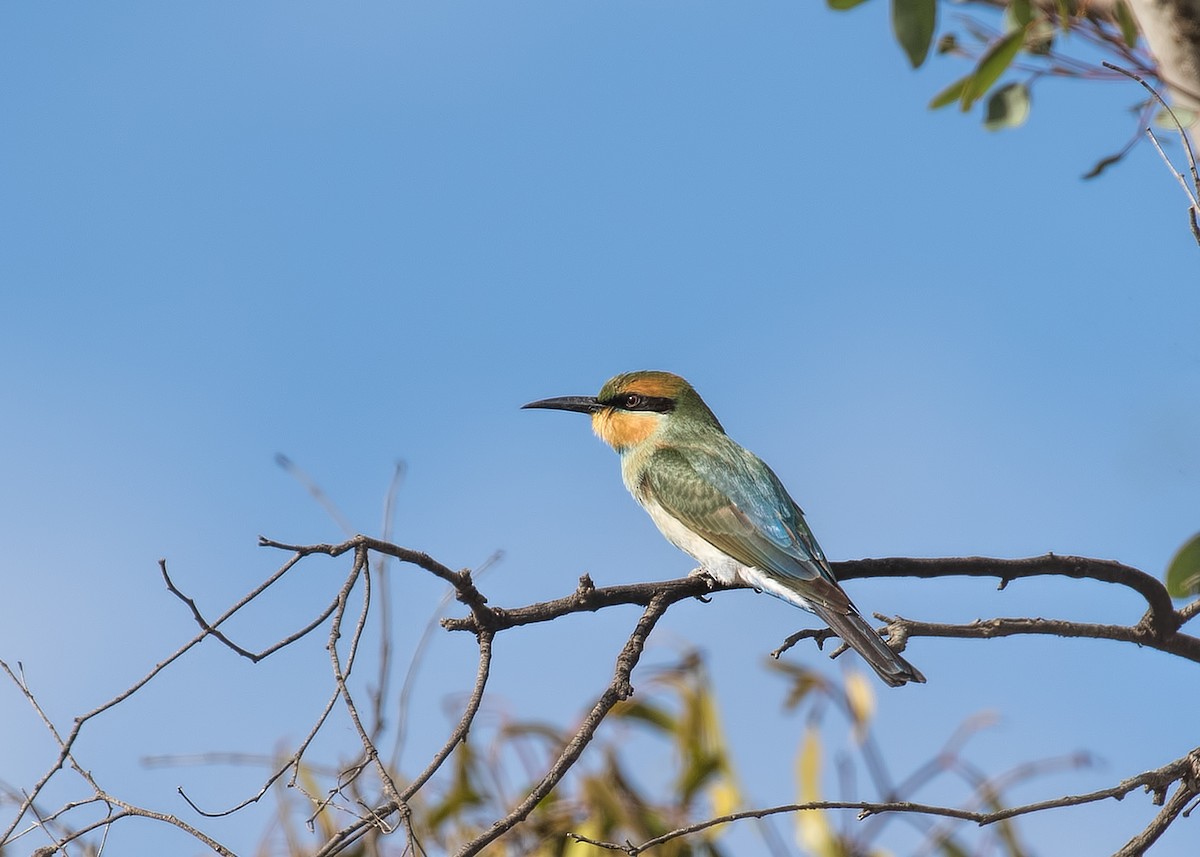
(638, 495, 816, 614)
(639, 497, 746, 585)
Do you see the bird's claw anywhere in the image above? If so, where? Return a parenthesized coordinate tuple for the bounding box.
(689, 567, 718, 602)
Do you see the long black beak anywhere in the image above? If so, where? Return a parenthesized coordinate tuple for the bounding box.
(521, 395, 601, 414)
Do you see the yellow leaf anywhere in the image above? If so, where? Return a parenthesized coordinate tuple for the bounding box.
(844, 669, 876, 744)
(686, 676, 744, 820)
(709, 780, 741, 819)
(796, 726, 841, 857)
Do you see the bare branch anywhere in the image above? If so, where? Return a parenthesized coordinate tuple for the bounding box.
(392, 549, 503, 769)
(368, 460, 407, 744)
(161, 558, 341, 662)
(1103, 61, 1200, 246)
(834, 555, 1183, 637)
(441, 573, 721, 635)
(882, 614, 1200, 663)
(1113, 764, 1200, 857)
(327, 547, 406, 814)
(260, 534, 496, 626)
(443, 554, 1183, 643)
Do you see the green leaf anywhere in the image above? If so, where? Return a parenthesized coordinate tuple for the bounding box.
(1054, 0, 1077, 30)
(765, 658, 826, 709)
(929, 75, 971, 109)
(984, 82, 1031, 130)
(427, 743, 486, 828)
(1025, 18, 1055, 55)
(677, 751, 724, 805)
(828, 0, 872, 9)
(1166, 532, 1200, 598)
(1154, 106, 1200, 131)
(938, 837, 972, 857)
(1115, 0, 1140, 48)
(611, 699, 677, 733)
(1006, 0, 1033, 30)
(892, 0, 937, 68)
(961, 26, 1028, 111)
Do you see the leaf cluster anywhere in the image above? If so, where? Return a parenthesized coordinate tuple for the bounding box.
(829, 0, 1159, 141)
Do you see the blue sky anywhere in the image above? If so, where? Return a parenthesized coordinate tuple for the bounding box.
(2, 2, 1198, 854)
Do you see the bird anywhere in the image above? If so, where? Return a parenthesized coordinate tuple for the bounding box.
(522, 370, 925, 687)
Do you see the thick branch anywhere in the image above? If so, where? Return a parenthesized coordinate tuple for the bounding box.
(833, 555, 1182, 637)
(884, 615, 1200, 663)
(444, 554, 1181, 638)
(442, 573, 720, 634)
(444, 555, 1190, 664)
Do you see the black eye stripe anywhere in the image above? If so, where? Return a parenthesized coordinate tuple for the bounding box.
(600, 393, 676, 413)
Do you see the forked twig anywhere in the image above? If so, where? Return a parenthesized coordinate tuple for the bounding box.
(1104, 61, 1200, 245)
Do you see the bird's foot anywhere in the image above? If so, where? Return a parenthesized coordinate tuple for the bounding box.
(689, 567, 718, 602)
(770, 627, 840, 659)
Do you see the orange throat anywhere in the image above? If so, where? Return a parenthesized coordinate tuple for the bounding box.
(592, 409, 662, 451)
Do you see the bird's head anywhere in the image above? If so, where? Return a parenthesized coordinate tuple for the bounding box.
(522, 371, 723, 452)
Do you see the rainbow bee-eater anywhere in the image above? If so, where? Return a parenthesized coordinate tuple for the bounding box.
(523, 370, 925, 687)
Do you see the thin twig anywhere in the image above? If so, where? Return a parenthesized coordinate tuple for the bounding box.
(162, 558, 342, 662)
(312, 629, 495, 857)
(369, 460, 406, 745)
(276, 453, 357, 536)
(327, 547, 406, 816)
(392, 549, 503, 770)
(1113, 752, 1200, 856)
(1103, 61, 1200, 246)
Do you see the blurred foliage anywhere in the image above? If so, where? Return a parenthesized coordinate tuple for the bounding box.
(251, 651, 1071, 856)
(768, 658, 1042, 857)
(261, 651, 741, 856)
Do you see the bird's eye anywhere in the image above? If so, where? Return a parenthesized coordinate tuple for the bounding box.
(624, 394, 643, 409)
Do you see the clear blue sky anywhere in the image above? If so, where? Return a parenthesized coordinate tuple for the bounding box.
(2, 2, 1197, 854)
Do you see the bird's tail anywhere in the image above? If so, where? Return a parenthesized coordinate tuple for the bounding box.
(810, 602, 926, 687)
